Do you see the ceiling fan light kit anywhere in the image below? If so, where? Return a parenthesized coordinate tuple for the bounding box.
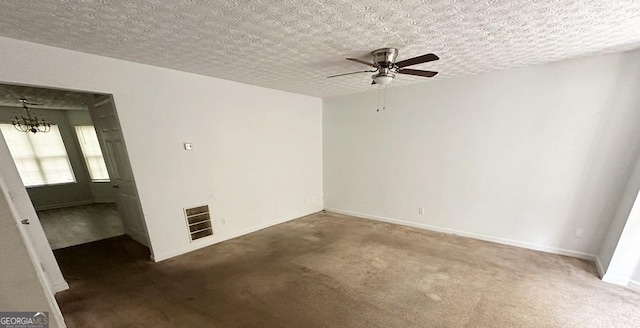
(372, 74, 395, 85)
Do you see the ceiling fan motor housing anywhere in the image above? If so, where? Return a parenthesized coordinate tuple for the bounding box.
(371, 48, 398, 68)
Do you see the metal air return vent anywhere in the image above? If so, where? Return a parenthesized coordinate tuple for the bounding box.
(184, 205, 213, 241)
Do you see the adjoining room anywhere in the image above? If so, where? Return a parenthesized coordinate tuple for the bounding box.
(0, 84, 132, 249)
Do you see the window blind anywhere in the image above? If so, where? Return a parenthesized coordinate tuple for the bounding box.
(0, 124, 76, 187)
(75, 125, 110, 182)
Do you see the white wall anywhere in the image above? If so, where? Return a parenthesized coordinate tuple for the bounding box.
(632, 262, 640, 290)
(601, 187, 640, 285)
(324, 49, 640, 259)
(598, 147, 640, 286)
(0, 36, 323, 262)
(597, 150, 640, 276)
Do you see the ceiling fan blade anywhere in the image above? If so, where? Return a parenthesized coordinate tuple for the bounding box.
(327, 70, 374, 78)
(346, 58, 377, 67)
(397, 69, 438, 77)
(395, 53, 439, 68)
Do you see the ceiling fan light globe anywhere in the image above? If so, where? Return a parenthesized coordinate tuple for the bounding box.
(372, 75, 394, 85)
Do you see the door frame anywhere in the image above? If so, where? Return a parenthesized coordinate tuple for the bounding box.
(0, 84, 155, 294)
(0, 131, 68, 292)
(0, 171, 67, 328)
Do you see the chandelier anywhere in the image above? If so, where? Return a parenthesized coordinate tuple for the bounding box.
(12, 99, 51, 134)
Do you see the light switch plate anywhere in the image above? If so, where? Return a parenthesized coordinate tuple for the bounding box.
(184, 142, 193, 151)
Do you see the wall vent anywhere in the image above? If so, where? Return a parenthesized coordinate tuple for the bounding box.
(184, 205, 213, 241)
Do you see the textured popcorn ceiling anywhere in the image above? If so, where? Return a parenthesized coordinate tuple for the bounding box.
(0, 84, 99, 110)
(0, 0, 639, 97)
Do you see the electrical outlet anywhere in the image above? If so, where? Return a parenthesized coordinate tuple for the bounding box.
(418, 207, 425, 215)
(573, 228, 583, 239)
(221, 218, 226, 225)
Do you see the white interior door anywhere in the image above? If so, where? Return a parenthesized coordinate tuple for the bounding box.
(89, 97, 149, 247)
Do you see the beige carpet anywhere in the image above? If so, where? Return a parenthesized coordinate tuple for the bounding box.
(54, 211, 640, 327)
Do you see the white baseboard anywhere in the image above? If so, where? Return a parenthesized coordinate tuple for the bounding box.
(602, 274, 629, 286)
(92, 199, 116, 204)
(52, 281, 69, 293)
(628, 280, 640, 291)
(325, 208, 596, 261)
(35, 200, 115, 211)
(594, 256, 605, 278)
(151, 210, 321, 262)
(35, 200, 94, 211)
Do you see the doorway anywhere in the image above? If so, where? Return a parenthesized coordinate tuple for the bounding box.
(0, 83, 151, 291)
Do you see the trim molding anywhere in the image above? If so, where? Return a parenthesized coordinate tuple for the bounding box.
(628, 280, 640, 291)
(92, 199, 116, 204)
(151, 210, 322, 262)
(52, 281, 69, 293)
(325, 208, 596, 261)
(34, 200, 116, 211)
(34, 200, 93, 211)
(594, 256, 606, 278)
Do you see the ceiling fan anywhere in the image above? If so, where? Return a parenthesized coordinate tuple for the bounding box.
(327, 48, 439, 85)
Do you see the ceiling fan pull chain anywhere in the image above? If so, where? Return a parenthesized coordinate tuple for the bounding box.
(376, 85, 381, 112)
(383, 85, 387, 110)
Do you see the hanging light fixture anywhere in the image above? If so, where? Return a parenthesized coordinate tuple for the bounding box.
(12, 99, 51, 134)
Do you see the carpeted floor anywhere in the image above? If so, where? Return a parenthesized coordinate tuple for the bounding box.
(54, 211, 640, 327)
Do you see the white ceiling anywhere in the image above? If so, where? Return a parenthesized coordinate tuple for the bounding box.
(0, 84, 99, 110)
(0, 0, 639, 97)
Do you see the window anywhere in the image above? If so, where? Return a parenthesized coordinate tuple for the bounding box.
(0, 124, 76, 187)
(75, 126, 110, 182)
